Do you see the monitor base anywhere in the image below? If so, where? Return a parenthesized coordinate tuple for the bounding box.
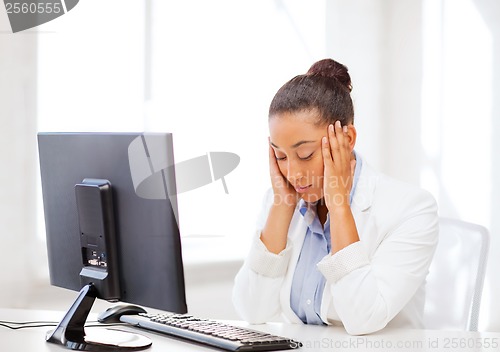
(46, 284, 152, 351)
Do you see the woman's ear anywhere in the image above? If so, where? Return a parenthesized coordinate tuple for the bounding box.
(347, 125, 357, 152)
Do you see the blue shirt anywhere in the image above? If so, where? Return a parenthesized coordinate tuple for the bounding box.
(290, 152, 363, 324)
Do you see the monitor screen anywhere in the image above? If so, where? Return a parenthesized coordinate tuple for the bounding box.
(37, 132, 187, 314)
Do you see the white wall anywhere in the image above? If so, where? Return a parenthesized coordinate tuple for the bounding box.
(325, 0, 423, 183)
(0, 9, 41, 306)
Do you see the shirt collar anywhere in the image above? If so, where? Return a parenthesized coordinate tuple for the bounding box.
(299, 200, 316, 226)
(299, 200, 329, 235)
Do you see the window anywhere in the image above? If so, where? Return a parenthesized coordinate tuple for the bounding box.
(37, 0, 327, 253)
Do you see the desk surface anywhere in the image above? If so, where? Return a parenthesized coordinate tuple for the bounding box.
(1, 308, 500, 352)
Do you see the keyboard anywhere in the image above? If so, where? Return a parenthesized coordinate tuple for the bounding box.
(120, 312, 301, 351)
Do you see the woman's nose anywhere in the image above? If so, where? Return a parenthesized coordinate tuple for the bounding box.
(287, 160, 304, 182)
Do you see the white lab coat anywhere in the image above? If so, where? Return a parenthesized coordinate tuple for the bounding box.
(232, 158, 438, 335)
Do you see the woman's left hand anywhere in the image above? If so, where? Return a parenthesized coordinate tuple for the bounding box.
(321, 120, 356, 213)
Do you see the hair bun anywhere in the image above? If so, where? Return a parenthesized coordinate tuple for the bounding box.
(306, 58, 352, 92)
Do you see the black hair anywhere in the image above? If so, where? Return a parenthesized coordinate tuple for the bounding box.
(269, 58, 354, 126)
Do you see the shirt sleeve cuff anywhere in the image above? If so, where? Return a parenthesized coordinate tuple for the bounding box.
(317, 241, 370, 283)
(247, 236, 293, 278)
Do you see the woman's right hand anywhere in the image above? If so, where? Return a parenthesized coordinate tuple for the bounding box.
(268, 139, 300, 208)
(260, 140, 298, 254)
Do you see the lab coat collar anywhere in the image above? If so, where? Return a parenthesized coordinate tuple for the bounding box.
(350, 154, 378, 213)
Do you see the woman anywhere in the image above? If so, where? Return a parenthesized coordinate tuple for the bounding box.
(232, 58, 438, 335)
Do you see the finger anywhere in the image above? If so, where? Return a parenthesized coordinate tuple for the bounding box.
(335, 120, 349, 164)
(329, 123, 341, 167)
(268, 139, 281, 177)
(342, 125, 352, 166)
(321, 135, 334, 169)
(268, 138, 275, 166)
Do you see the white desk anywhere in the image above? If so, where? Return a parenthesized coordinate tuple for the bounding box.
(1, 308, 500, 351)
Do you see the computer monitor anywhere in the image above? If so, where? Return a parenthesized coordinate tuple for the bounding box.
(37, 132, 187, 351)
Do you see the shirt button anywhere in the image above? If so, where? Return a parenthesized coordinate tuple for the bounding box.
(306, 299, 312, 305)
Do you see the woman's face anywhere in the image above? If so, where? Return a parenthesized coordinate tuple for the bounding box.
(269, 110, 328, 203)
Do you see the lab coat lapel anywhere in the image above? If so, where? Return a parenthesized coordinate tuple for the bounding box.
(320, 158, 379, 324)
(350, 159, 378, 238)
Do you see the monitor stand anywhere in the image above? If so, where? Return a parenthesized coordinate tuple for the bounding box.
(46, 284, 152, 351)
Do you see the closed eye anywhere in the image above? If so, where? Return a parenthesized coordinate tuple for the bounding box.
(276, 156, 287, 161)
(299, 152, 314, 161)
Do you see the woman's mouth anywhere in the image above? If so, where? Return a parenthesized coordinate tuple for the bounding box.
(295, 184, 312, 193)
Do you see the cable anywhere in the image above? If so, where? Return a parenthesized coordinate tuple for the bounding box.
(0, 320, 127, 330)
(0, 321, 58, 330)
